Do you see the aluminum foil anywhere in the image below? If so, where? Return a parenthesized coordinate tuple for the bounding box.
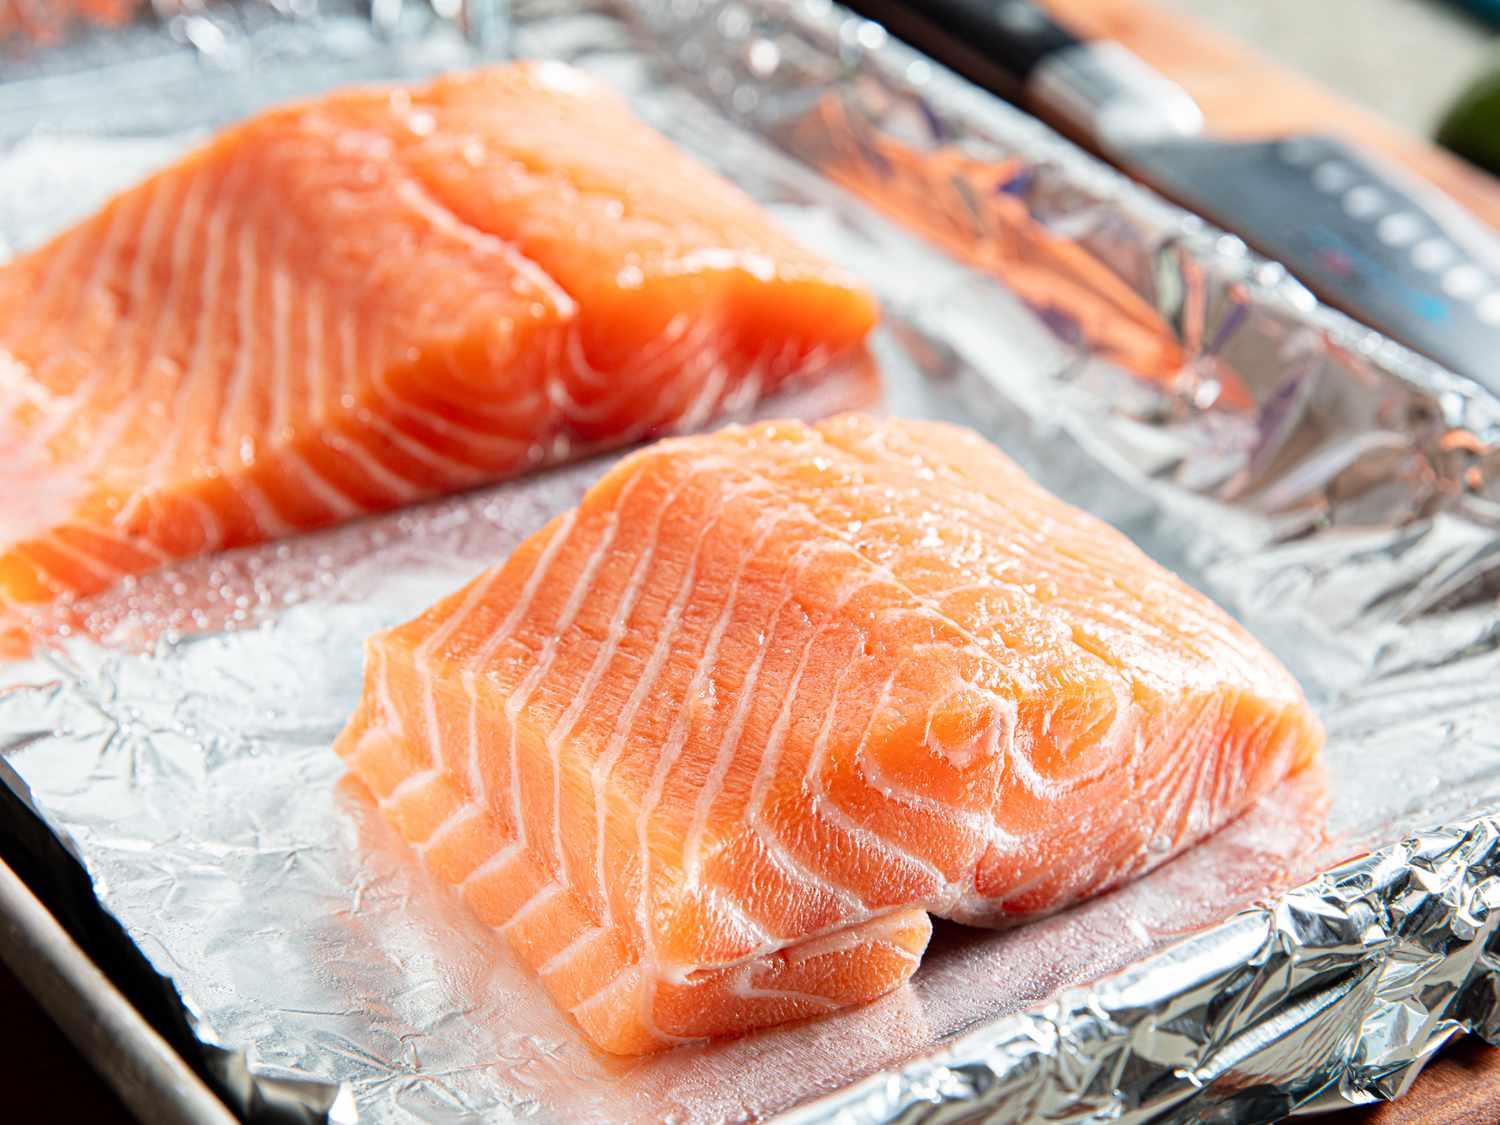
(780, 814, 1500, 1124)
(5, 1, 1500, 1122)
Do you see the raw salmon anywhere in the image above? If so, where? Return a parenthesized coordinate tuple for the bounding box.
(0, 63, 876, 637)
(334, 413, 1322, 1054)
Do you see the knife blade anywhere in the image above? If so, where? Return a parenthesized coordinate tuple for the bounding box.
(844, 0, 1500, 386)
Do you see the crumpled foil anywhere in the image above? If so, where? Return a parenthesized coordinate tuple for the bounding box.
(4, 0, 1500, 1122)
(782, 816, 1500, 1124)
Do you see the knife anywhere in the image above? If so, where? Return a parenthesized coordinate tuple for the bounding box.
(843, 0, 1500, 386)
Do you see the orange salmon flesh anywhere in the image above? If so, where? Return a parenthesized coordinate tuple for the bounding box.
(334, 413, 1323, 1055)
(0, 62, 876, 636)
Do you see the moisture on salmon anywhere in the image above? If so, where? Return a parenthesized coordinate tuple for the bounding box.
(334, 413, 1323, 1055)
(0, 62, 876, 633)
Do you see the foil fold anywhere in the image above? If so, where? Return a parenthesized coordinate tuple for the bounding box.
(4, 1, 1500, 1123)
(784, 818, 1500, 1124)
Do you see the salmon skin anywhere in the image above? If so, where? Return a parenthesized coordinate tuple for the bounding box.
(0, 62, 876, 638)
(334, 413, 1323, 1055)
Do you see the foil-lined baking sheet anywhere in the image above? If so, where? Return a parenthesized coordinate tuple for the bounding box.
(4, 1, 1500, 1122)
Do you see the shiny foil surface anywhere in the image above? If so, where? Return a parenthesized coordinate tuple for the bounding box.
(4, 1, 1500, 1122)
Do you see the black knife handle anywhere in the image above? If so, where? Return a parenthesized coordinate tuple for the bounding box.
(848, 0, 1204, 150)
(916, 0, 1082, 84)
(845, 0, 1082, 100)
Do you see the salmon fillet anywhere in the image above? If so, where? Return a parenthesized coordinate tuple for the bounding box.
(334, 413, 1322, 1054)
(0, 62, 875, 631)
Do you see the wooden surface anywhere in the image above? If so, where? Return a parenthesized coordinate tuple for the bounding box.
(5, 2, 1500, 1124)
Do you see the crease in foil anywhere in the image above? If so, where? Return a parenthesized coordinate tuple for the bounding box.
(4, 0, 1500, 1122)
(783, 817, 1500, 1124)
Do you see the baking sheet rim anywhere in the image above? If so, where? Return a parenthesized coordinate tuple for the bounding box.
(0, 852, 238, 1125)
